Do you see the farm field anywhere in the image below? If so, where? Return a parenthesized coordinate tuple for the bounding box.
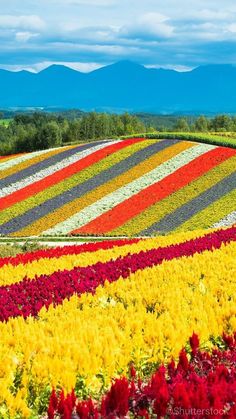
(0, 138, 236, 237)
(0, 136, 236, 417)
(0, 226, 235, 417)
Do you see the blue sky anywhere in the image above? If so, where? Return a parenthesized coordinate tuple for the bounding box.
(1, 0, 236, 72)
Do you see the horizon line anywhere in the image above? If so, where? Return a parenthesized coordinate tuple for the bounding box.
(0, 60, 199, 74)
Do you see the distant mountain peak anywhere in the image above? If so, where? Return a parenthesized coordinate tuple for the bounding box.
(193, 63, 236, 73)
(39, 64, 80, 75)
(113, 60, 144, 68)
(109, 60, 147, 72)
(90, 60, 146, 75)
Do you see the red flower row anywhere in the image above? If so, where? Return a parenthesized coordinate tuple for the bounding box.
(47, 332, 236, 419)
(0, 238, 139, 268)
(0, 226, 235, 322)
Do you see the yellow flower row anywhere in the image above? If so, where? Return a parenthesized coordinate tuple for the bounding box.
(0, 229, 211, 286)
(0, 239, 235, 416)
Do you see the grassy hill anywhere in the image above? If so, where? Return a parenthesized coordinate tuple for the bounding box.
(0, 137, 235, 237)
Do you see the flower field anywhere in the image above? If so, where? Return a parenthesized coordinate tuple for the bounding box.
(0, 226, 235, 417)
(0, 138, 236, 236)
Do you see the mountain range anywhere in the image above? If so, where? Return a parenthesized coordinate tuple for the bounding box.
(1, 61, 236, 114)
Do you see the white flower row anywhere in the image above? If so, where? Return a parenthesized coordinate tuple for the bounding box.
(44, 143, 216, 235)
(212, 211, 236, 228)
(0, 140, 119, 198)
(0, 145, 64, 172)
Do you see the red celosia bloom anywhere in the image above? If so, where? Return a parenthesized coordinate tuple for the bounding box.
(48, 387, 58, 410)
(190, 332, 200, 357)
(130, 363, 136, 378)
(172, 381, 191, 409)
(178, 349, 189, 372)
(76, 398, 99, 418)
(101, 377, 130, 417)
(137, 408, 150, 418)
(223, 332, 235, 349)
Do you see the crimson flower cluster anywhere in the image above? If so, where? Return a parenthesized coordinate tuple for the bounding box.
(47, 332, 236, 418)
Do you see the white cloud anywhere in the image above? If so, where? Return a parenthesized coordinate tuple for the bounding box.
(1, 1, 236, 71)
(146, 64, 194, 72)
(228, 23, 236, 33)
(15, 32, 40, 42)
(121, 12, 174, 40)
(182, 9, 233, 21)
(0, 15, 45, 31)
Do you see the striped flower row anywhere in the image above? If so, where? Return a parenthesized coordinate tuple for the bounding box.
(0, 139, 236, 236)
(0, 145, 63, 172)
(0, 138, 145, 234)
(0, 238, 138, 269)
(0, 140, 118, 198)
(73, 145, 235, 235)
(0, 225, 235, 321)
(110, 148, 236, 236)
(0, 229, 208, 287)
(45, 143, 215, 235)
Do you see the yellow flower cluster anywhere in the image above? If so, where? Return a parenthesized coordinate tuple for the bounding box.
(0, 237, 235, 417)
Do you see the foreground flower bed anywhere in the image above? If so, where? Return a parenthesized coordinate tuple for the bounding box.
(0, 227, 235, 417)
(48, 333, 236, 418)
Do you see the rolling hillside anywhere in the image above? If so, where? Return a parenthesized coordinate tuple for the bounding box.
(0, 138, 236, 237)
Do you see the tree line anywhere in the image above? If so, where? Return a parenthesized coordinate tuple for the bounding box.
(0, 112, 145, 155)
(1, 112, 236, 155)
(171, 115, 236, 133)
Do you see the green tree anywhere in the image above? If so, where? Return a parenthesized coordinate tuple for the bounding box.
(210, 115, 233, 132)
(34, 121, 62, 150)
(65, 120, 81, 143)
(174, 118, 190, 132)
(194, 116, 209, 132)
